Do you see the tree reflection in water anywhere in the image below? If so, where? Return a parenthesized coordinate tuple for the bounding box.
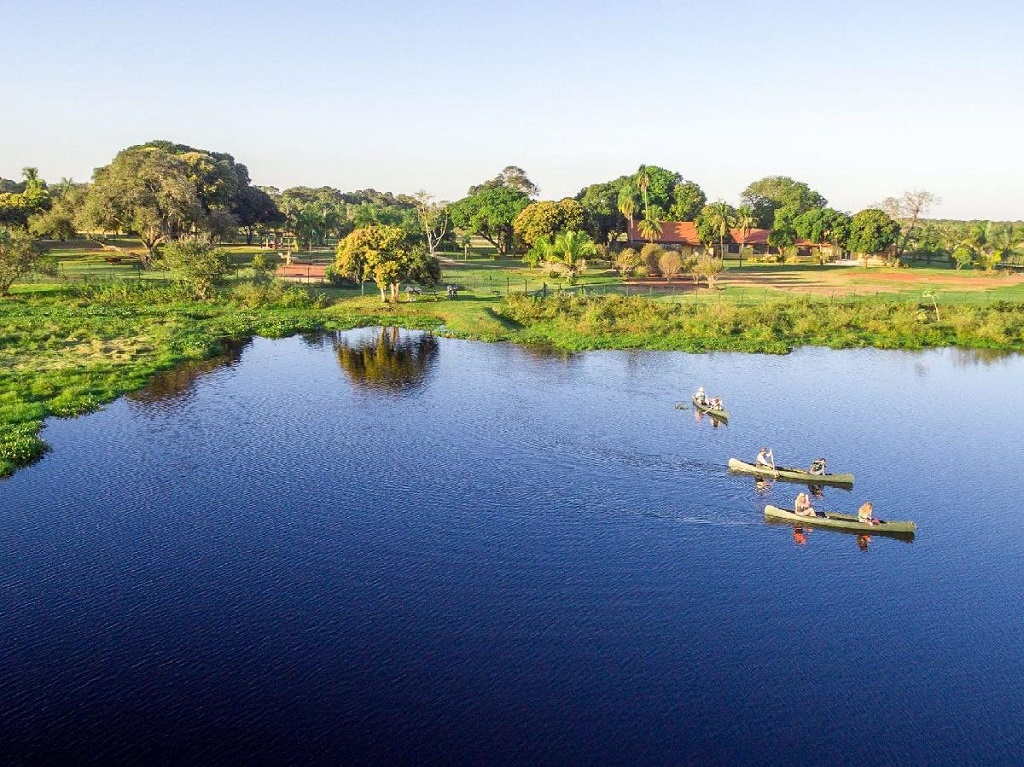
(951, 347, 1017, 368)
(332, 326, 439, 393)
(127, 338, 250, 409)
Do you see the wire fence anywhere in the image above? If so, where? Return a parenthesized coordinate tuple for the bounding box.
(17, 260, 1020, 308)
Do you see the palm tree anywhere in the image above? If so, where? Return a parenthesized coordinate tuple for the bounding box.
(705, 201, 736, 258)
(56, 177, 75, 199)
(618, 186, 637, 229)
(734, 205, 756, 266)
(991, 223, 1023, 267)
(964, 221, 1001, 271)
(636, 214, 663, 243)
(544, 230, 596, 284)
(21, 167, 43, 192)
(634, 167, 651, 220)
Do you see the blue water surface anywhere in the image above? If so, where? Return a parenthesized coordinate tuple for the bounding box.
(1, 330, 1022, 764)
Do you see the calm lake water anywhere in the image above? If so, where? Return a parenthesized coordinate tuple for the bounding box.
(2, 329, 1023, 764)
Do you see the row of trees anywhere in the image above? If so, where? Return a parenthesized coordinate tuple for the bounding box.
(448, 167, 930, 263)
(0, 144, 456, 262)
(5, 144, 1022, 297)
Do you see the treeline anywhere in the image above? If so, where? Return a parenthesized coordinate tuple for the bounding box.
(3, 142, 1023, 295)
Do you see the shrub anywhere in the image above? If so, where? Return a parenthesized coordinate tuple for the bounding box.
(640, 243, 664, 276)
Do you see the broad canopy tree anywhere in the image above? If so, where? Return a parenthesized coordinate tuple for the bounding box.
(847, 209, 900, 256)
(741, 176, 828, 228)
(468, 166, 539, 198)
(449, 184, 531, 255)
(79, 146, 202, 258)
(793, 207, 851, 255)
(575, 178, 630, 246)
(335, 224, 440, 302)
(79, 141, 264, 258)
(512, 198, 584, 247)
(234, 185, 283, 245)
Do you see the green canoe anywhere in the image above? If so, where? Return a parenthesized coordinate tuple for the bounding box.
(728, 458, 854, 486)
(692, 396, 728, 421)
(764, 504, 917, 535)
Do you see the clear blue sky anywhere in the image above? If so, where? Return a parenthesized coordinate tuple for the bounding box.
(3, 0, 1022, 219)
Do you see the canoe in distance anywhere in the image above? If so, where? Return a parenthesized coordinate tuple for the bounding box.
(692, 396, 728, 421)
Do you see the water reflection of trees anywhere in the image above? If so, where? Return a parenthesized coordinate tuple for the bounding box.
(509, 343, 577, 365)
(127, 338, 249, 408)
(332, 327, 439, 393)
(951, 347, 1019, 368)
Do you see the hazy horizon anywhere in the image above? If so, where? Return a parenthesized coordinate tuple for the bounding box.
(4, 0, 1022, 220)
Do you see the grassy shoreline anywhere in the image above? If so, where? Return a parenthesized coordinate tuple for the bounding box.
(3, 281, 1023, 477)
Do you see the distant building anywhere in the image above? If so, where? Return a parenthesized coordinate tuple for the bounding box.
(625, 221, 826, 259)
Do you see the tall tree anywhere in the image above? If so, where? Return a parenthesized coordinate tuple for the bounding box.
(635, 167, 652, 220)
(412, 190, 451, 257)
(740, 176, 828, 228)
(468, 166, 539, 198)
(335, 224, 437, 302)
(878, 190, 941, 258)
(513, 198, 584, 246)
(234, 185, 283, 245)
(79, 145, 203, 258)
(21, 167, 45, 194)
(669, 181, 707, 221)
(847, 209, 899, 256)
(695, 202, 736, 254)
(734, 205, 757, 243)
(449, 185, 530, 255)
(575, 178, 630, 246)
(793, 207, 851, 258)
(617, 185, 637, 228)
(636, 213, 663, 243)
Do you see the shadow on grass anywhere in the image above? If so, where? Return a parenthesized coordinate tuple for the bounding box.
(482, 306, 523, 332)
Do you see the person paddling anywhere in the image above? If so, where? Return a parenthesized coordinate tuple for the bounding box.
(809, 457, 827, 475)
(755, 447, 774, 468)
(694, 386, 708, 406)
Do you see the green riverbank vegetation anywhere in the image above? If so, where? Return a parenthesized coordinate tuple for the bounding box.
(3, 143, 1024, 476)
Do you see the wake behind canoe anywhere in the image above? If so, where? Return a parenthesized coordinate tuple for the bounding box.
(728, 458, 853, 486)
(764, 505, 917, 535)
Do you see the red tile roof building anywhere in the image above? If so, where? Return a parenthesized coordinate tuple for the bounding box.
(625, 221, 824, 258)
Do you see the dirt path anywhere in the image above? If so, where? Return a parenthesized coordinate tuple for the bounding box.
(718, 267, 1023, 296)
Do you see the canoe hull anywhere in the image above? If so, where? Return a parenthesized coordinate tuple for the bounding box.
(764, 504, 917, 535)
(729, 458, 854, 486)
(692, 396, 728, 421)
